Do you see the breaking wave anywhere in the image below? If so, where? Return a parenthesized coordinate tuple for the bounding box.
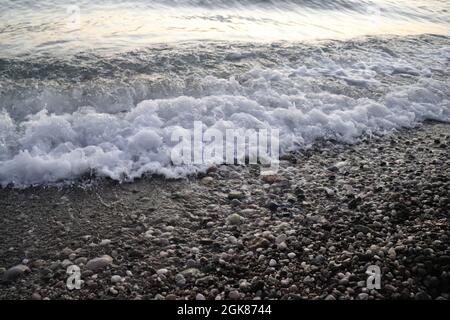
(0, 35, 449, 187)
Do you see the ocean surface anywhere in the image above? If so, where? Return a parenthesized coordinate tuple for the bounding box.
(0, 0, 449, 187)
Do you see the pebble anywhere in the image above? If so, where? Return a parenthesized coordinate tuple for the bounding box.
(388, 248, 397, 259)
(239, 280, 250, 290)
(175, 273, 186, 286)
(109, 288, 118, 295)
(31, 293, 42, 300)
(275, 234, 287, 244)
(277, 242, 288, 250)
(85, 255, 113, 272)
(229, 290, 241, 300)
(74, 257, 87, 265)
(196, 293, 206, 300)
(100, 239, 112, 246)
(228, 191, 245, 200)
(358, 293, 369, 300)
(61, 259, 72, 268)
(157, 268, 169, 276)
(1, 123, 448, 301)
(228, 236, 238, 244)
(200, 177, 214, 185)
(415, 292, 431, 300)
(227, 213, 243, 225)
(2, 265, 30, 282)
(181, 268, 202, 278)
(262, 175, 282, 184)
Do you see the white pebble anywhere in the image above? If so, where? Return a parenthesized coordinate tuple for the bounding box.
(196, 293, 206, 300)
(227, 213, 243, 225)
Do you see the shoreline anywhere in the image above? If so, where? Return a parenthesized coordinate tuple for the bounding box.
(0, 122, 449, 300)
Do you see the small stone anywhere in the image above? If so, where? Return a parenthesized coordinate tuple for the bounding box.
(181, 268, 202, 278)
(175, 273, 186, 286)
(196, 293, 206, 300)
(31, 293, 42, 300)
(287, 252, 296, 259)
(277, 242, 288, 250)
(229, 290, 241, 300)
(61, 259, 72, 268)
(281, 279, 290, 286)
(157, 268, 169, 276)
(228, 191, 245, 200)
(269, 259, 277, 267)
(325, 295, 336, 300)
(31, 260, 45, 268)
(415, 292, 431, 300)
(61, 247, 73, 256)
(358, 293, 369, 300)
(85, 255, 113, 272)
(228, 236, 238, 244)
(111, 275, 122, 283)
(186, 259, 198, 268)
(239, 280, 250, 290)
(100, 239, 112, 246)
(68, 253, 77, 261)
(249, 237, 271, 250)
(2, 265, 30, 282)
(201, 177, 214, 185)
(262, 175, 282, 184)
(109, 288, 118, 295)
(275, 234, 287, 244)
(227, 213, 243, 225)
(74, 257, 88, 265)
(388, 248, 397, 259)
(230, 199, 241, 207)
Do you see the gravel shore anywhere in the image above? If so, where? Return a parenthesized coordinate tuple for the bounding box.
(0, 122, 448, 300)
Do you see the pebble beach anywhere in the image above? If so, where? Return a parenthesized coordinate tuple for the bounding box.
(1, 122, 448, 300)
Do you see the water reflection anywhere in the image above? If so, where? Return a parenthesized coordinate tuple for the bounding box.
(0, 0, 449, 56)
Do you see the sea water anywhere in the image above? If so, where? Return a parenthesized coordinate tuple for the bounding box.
(0, 0, 449, 187)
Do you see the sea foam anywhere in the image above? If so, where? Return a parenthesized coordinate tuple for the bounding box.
(0, 41, 449, 187)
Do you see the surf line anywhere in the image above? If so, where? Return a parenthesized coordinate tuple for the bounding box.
(177, 304, 212, 318)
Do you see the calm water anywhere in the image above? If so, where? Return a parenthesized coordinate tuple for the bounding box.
(0, 0, 449, 56)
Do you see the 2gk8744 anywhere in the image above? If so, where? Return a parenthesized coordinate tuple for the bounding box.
(221, 304, 272, 315)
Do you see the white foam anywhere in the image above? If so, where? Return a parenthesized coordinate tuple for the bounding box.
(1, 45, 449, 187)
